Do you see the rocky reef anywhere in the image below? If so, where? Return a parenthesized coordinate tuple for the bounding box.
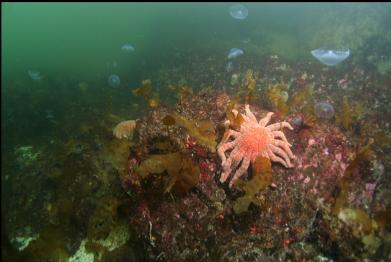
(2, 45, 390, 261)
(120, 82, 390, 260)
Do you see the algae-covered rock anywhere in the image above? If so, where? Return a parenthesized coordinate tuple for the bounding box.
(14, 145, 41, 167)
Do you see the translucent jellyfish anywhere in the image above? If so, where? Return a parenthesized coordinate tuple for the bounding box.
(28, 70, 43, 80)
(314, 101, 335, 119)
(108, 74, 120, 88)
(230, 4, 248, 20)
(228, 48, 244, 59)
(121, 43, 135, 52)
(311, 48, 350, 66)
(226, 61, 234, 72)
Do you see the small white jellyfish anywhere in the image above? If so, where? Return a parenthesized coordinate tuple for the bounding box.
(121, 43, 135, 52)
(228, 48, 244, 59)
(108, 74, 120, 88)
(311, 48, 350, 66)
(28, 70, 44, 80)
(314, 101, 335, 119)
(230, 4, 248, 20)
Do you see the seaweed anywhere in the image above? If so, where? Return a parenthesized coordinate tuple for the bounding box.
(85, 197, 126, 258)
(224, 101, 244, 130)
(197, 119, 216, 141)
(338, 208, 378, 236)
(102, 139, 131, 173)
(168, 84, 194, 101)
(170, 112, 217, 153)
(288, 83, 314, 112)
(26, 225, 69, 261)
(335, 96, 366, 132)
(165, 154, 200, 195)
(244, 69, 257, 104)
(337, 207, 384, 256)
(288, 83, 317, 126)
(360, 122, 391, 150)
(265, 82, 290, 117)
(234, 70, 257, 104)
(132, 79, 152, 100)
(264, 82, 317, 121)
(132, 80, 160, 108)
(87, 197, 121, 241)
(135, 152, 200, 196)
(374, 204, 391, 230)
(233, 157, 273, 214)
(148, 97, 160, 108)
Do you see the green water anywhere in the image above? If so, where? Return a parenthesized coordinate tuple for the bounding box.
(3, 3, 390, 77)
(0, 3, 352, 76)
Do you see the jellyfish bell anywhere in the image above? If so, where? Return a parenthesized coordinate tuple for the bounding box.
(28, 70, 44, 80)
(121, 43, 135, 52)
(228, 48, 244, 59)
(230, 4, 248, 20)
(314, 101, 335, 120)
(108, 74, 121, 88)
(311, 48, 350, 66)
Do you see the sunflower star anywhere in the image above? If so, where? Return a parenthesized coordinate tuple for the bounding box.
(217, 105, 296, 187)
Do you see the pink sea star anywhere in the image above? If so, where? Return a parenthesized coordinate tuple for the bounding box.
(217, 105, 296, 187)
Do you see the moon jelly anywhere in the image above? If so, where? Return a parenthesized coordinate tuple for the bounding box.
(121, 43, 135, 52)
(314, 101, 335, 119)
(230, 4, 248, 20)
(311, 48, 350, 66)
(228, 48, 244, 59)
(108, 74, 120, 88)
(28, 70, 43, 80)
